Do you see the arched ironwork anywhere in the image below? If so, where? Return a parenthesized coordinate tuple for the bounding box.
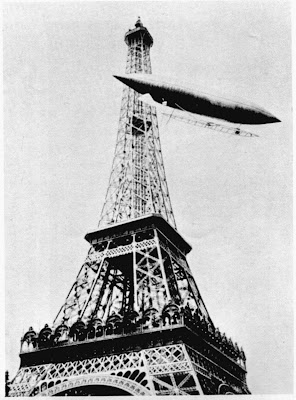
(38, 374, 151, 396)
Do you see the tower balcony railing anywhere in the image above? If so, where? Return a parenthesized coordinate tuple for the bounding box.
(20, 304, 246, 371)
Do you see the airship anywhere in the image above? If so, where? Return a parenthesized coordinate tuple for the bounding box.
(113, 73, 280, 125)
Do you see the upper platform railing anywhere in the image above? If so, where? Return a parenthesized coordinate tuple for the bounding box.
(20, 303, 246, 371)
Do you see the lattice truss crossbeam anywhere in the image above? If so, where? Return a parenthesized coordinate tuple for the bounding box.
(10, 344, 204, 397)
(53, 228, 211, 328)
(99, 87, 175, 229)
(98, 25, 175, 229)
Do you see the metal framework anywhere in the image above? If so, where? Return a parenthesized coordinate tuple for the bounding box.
(9, 18, 250, 396)
(52, 218, 211, 328)
(99, 18, 175, 229)
(161, 110, 259, 137)
(10, 344, 247, 396)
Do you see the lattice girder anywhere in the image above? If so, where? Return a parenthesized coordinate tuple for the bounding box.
(10, 343, 249, 397)
(98, 16, 176, 229)
(99, 88, 176, 228)
(10, 345, 202, 396)
(53, 219, 211, 328)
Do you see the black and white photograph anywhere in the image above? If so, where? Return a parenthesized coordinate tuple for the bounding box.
(3, 1, 293, 397)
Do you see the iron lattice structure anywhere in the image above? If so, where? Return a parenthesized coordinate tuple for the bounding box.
(9, 18, 250, 396)
(99, 18, 175, 229)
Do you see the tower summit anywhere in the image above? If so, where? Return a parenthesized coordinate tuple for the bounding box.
(125, 17, 153, 48)
(9, 19, 250, 396)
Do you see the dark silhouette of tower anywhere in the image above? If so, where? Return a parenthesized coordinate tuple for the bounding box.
(5, 371, 10, 397)
(9, 18, 250, 396)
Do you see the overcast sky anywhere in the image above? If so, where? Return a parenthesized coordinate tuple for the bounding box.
(4, 1, 292, 395)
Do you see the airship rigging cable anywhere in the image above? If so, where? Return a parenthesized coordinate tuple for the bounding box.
(163, 106, 259, 138)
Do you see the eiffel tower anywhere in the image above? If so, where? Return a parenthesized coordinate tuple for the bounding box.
(9, 18, 251, 396)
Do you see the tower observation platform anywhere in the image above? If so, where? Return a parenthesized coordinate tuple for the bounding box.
(8, 18, 251, 396)
(125, 17, 153, 47)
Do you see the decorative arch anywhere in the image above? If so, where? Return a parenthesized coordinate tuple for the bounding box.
(37, 374, 151, 396)
(218, 383, 234, 394)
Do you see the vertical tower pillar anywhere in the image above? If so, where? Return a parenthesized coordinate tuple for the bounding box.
(99, 17, 176, 228)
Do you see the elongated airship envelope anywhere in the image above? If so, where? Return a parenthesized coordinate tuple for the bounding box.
(114, 73, 280, 125)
